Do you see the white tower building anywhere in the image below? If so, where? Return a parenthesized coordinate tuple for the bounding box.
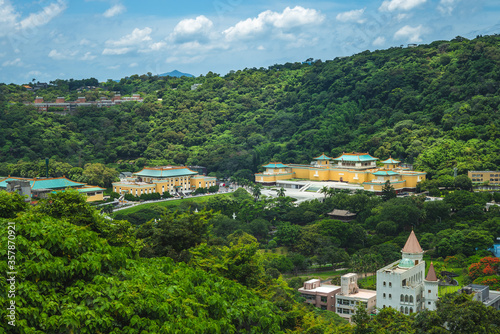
(424, 262, 439, 311)
(376, 230, 427, 314)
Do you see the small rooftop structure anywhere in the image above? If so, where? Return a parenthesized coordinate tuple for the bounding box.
(327, 209, 357, 222)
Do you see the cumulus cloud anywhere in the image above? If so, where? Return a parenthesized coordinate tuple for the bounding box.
(223, 6, 324, 41)
(2, 57, 22, 66)
(379, 0, 426, 12)
(438, 0, 459, 14)
(103, 4, 126, 18)
(0, 0, 66, 37)
(107, 27, 152, 47)
(373, 36, 386, 46)
(336, 8, 366, 23)
(171, 15, 213, 43)
(394, 25, 425, 42)
(18, 0, 67, 30)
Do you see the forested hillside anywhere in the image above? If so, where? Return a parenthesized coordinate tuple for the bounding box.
(1, 35, 499, 178)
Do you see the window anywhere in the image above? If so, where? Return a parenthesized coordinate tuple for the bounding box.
(389, 282, 392, 287)
(389, 294, 392, 299)
(410, 308, 413, 313)
(428, 302, 431, 305)
(383, 293, 386, 298)
(321, 305, 327, 310)
(405, 295, 408, 303)
(428, 290, 431, 294)
(410, 296, 414, 303)
(400, 295, 404, 302)
(321, 296, 327, 303)
(383, 281, 386, 287)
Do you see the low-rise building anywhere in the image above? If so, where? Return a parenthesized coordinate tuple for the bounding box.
(468, 171, 500, 185)
(298, 274, 377, 321)
(335, 273, 377, 322)
(0, 177, 105, 202)
(298, 279, 340, 312)
(112, 166, 216, 196)
(459, 285, 500, 310)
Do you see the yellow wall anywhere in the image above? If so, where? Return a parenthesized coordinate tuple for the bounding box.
(85, 192, 104, 202)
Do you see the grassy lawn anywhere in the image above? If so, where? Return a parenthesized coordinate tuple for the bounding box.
(112, 193, 233, 217)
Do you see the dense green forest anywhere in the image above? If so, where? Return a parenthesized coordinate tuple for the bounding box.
(1, 35, 499, 180)
(2, 187, 499, 333)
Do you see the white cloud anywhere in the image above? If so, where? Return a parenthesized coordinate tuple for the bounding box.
(396, 13, 410, 21)
(373, 36, 386, 46)
(336, 8, 366, 23)
(0, 0, 19, 34)
(28, 70, 42, 76)
(102, 47, 131, 55)
(81, 52, 96, 60)
(107, 27, 152, 47)
(129, 62, 138, 67)
(48, 49, 77, 60)
(139, 41, 167, 53)
(171, 15, 213, 43)
(107, 64, 120, 70)
(223, 6, 324, 41)
(438, 0, 458, 14)
(394, 25, 425, 42)
(379, 0, 426, 12)
(2, 58, 22, 66)
(103, 4, 126, 18)
(257, 45, 265, 50)
(18, 0, 67, 30)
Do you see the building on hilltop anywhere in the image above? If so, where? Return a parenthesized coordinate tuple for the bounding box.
(30, 94, 143, 113)
(0, 176, 105, 202)
(112, 166, 216, 197)
(298, 274, 377, 322)
(376, 231, 438, 314)
(255, 153, 426, 194)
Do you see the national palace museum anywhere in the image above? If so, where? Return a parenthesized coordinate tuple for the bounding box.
(255, 152, 426, 193)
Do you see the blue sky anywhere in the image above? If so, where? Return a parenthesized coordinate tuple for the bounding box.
(1, 0, 499, 84)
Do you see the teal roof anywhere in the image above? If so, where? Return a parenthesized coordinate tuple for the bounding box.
(333, 153, 378, 162)
(372, 171, 400, 176)
(381, 158, 400, 164)
(135, 167, 198, 178)
(313, 154, 332, 160)
(77, 187, 105, 193)
(262, 163, 288, 168)
(399, 258, 414, 268)
(0, 177, 85, 190)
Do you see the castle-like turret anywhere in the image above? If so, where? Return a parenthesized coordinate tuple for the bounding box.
(424, 262, 439, 311)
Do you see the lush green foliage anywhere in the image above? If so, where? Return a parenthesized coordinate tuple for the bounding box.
(1, 36, 500, 179)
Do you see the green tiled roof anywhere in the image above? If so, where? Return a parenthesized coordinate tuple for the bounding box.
(372, 171, 400, 176)
(313, 153, 332, 160)
(0, 177, 85, 190)
(77, 187, 105, 193)
(381, 157, 400, 164)
(262, 163, 288, 168)
(333, 153, 378, 162)
(135, 167, 198, 178)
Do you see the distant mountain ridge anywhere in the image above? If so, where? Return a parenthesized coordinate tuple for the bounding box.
(158, 70, 194, 78)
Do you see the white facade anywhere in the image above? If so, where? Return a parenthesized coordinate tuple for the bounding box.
(376, 231, 438, 314)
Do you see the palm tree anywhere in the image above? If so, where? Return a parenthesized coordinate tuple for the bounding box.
(252, 183, 262, 201)
(320, 186, 329, 199)
(275, 187, 286, 197)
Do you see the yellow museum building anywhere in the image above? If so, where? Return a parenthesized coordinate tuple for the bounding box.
(255, 152, 426, 193)
(112, 166, 216, 196)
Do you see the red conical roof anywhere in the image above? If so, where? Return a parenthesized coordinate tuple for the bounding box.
(426, 262, 438, 281)
(402, 230, 423, 253)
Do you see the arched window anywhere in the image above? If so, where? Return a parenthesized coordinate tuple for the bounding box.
(400, 294, 404, 302)
(405, 295, 409, 303)
(410, 307, 413, 313)
(389, 282, 392, 287)
(410, 296, 414, 303)
(400, 306, 404, 313)
(383, 281, 386, 287)
(383, 293, 386, 298)
(405, 307, 408, 314)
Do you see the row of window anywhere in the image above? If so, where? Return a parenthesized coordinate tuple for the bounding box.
(471, 174, 499, 178)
